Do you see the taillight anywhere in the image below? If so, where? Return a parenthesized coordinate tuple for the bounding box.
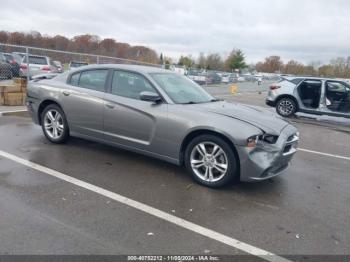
(42, 66, 51, 71)
(269, 85, 281, 90)
(20, 64, 27, 70)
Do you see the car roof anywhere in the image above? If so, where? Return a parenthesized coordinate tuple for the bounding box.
(70, 64, 168, 74)
(283, 76, 343, 81)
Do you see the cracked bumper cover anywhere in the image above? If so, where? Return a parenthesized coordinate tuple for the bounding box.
(237, 124, 299, 182)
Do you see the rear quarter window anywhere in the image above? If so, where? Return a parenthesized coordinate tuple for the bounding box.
(23, 56, 48, 65)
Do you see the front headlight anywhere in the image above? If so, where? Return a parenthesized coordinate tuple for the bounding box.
(246, 134, 279, 147)
(263, 134, 279, 144)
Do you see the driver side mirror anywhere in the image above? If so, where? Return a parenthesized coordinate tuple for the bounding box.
(140, 91, 162, 104)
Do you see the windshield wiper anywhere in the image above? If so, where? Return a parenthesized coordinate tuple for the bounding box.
(180, 101, 198, 104)
(209, 98, 222, 102)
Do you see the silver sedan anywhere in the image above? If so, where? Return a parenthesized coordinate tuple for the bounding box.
(26, 64, 299, 187)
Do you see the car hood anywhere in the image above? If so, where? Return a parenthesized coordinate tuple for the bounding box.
(195, 101, 289, 134)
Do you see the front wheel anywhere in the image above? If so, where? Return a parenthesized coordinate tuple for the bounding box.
(185, 135, 238, 188)
(276, 97, 297, 117)
(41, 104, 69, 143)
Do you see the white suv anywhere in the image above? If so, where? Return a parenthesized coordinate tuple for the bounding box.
(266, 77, 350, 118)
(20, 55, 58, 77)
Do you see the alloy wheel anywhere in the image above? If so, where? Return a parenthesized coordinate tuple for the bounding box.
(190, 142, 228, 182)
(43, 109, 64, 139)
(278, 99, 295, 116)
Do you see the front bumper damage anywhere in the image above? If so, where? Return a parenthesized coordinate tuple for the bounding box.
(237, 124, 299, 182)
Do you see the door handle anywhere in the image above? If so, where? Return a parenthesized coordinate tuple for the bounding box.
(62, 91, 70, 96)
(106, 104, 115, 109)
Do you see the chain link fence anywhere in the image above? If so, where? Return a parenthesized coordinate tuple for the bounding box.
(0, 42, 278, 103)
(0, 42, 281, 84)
(0, 43, 165, 106)
(0, 43, 162, 83)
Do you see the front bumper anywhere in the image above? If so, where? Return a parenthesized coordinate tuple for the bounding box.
(265, 99, 276, 107)
(237, 124, 299, 182)
(265, 90, 278, 107)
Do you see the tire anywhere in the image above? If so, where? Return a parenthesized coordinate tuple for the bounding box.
(41, 104, 70, 143)
(276, 97, 297, 117)
(184, 134, 238, 188)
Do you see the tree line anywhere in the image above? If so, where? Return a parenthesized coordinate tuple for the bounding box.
(175, 49, 247, 72)
(177, 51, 350, 78)
(1, 31, 349, 78)
(255, 56, 350, 78)
(0, 31, 159, 64)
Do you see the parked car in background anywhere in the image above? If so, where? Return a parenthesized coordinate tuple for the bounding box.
(20, 55, 58, 77)
(26, 64, 299, 188)
(68, 61, 88, 70)
(12, 52, 27, 59)
(0, 53, 13, 79)
(2, 53, 20, 77)
(53, 61, 63, 73)
(10, 53, 23, 64)
(237, 76, 245, 82)
(206, 72, 222, 84)
(221, 74, 231, 83)
(221, 73, 237, 84)
(266, 77, 350, 118)
(187, 70, 206, 85)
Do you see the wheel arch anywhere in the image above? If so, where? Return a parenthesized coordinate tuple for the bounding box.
(179, 129, 240, 175)
(276, 94, 299, 111)
(37, 99, 64, 125)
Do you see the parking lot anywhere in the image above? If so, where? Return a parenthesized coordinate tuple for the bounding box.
(0, 83, 349, 261)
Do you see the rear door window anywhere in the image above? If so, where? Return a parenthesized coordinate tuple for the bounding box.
(78, 70, 108, 92)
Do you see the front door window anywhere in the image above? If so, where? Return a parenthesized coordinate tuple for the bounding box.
(325, 81, 350, 113)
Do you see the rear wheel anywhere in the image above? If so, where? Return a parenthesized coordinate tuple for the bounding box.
(185, 134, 238, 188)
(276, 97, 297, 117)
(41, 104, 69, 143)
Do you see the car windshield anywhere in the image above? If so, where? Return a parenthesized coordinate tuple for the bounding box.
(151, 73, 215, 104)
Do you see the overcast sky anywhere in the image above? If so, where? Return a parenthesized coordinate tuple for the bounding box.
(1, 0, 349, 64)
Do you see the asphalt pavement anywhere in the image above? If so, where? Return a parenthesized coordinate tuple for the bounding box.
(0, 82, 350, 261)
(0, 111, 349, 260)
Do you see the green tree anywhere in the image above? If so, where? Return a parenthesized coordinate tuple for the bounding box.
(225, 49, 247, 71)
(197, 52, 207, 69)
(178, 55, 194, 68)
(206, 53, 223, 70)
